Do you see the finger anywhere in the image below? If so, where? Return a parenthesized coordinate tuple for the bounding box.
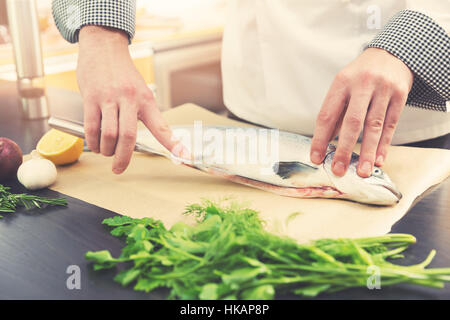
(332, 89, 373, 176)
(375, 91, 407, 167)
(330, 106, 346, 141)
(112, 102, 137, 174)
(83, 100, 101, 153)
(100, 103, 119, 156)
(357, 92, 390, 177)
(310, 75, 349, 164)
(139, 99, 182, 157)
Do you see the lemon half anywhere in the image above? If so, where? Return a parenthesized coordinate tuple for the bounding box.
(37, 129, 84, 165)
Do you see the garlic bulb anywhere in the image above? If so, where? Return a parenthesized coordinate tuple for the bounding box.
(17, 150, 57, 190)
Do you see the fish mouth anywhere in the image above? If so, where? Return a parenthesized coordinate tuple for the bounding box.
(382, 185, 403, 202)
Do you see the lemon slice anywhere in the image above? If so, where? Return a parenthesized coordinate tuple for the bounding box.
(37, 129, 84, 165)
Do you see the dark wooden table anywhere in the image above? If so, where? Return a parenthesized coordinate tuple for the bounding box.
(1, 82, 449, 299)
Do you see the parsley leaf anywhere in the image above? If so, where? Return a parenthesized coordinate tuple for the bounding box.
(86, 200, 450, 299)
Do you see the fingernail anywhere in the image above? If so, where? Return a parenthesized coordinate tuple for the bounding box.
(180, 146, 192, 161)
(376, 155, 384, 166)
(171, 143, 183, 157)
(360, 161, 372, 176)
(112, 167, 124, 174)
(333, 161, 346, 176)
(311, 151, 322, 164)
(171, 144, 192, 163)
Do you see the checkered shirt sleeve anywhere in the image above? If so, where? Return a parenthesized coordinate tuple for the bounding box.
(367, 10, 450, 112)
(51, 0, 136, 44)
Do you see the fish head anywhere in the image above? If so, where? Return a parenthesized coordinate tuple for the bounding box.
(323, 151, 402, 205)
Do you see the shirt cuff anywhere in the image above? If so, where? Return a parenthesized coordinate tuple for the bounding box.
(52, 0, 136, 44)
(367, 10, 450, 112)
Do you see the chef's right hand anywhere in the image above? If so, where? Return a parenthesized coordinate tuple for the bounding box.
(77, 26, 181, 174)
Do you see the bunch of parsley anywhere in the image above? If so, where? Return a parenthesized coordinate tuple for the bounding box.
(86, 200, 450, 299)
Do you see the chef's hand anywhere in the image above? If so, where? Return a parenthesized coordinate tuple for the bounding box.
(310, 48, 413, 178)
(77, 26, 181, 174)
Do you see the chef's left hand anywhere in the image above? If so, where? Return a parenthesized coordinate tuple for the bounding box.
(310, 48, 413, 178)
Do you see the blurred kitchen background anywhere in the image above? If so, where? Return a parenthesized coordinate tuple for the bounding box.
(0, 0, 227, 114)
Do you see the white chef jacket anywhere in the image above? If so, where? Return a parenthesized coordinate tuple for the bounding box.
(221, 0, 450, 144)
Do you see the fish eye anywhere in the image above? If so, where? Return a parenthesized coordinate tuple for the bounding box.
(372, 168, 382, 176)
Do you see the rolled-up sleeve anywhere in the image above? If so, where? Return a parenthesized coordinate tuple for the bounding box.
(367, 9, 450, 112)
(52, 0, 136, 44)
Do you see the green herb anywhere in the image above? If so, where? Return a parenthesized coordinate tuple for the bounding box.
(85, 200, 450, 299)
(0, 184, 67, 217)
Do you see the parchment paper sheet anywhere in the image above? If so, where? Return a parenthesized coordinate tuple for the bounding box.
(49, 104, 450, 243)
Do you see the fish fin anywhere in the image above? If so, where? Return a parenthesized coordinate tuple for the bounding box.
(273, 161, 317, 179)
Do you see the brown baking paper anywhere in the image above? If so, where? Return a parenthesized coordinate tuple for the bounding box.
(49, 104, 450, 243)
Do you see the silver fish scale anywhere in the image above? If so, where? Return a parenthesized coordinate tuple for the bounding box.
(137, 125, 401, 204)
(182, 126, 331, 188)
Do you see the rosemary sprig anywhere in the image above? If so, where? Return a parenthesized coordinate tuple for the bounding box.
(0, 184, 67, 216)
